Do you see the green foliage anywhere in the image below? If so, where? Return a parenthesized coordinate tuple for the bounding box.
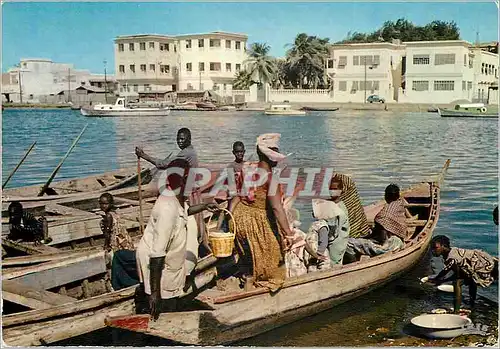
(337, 18, 460, 44)
(232, 70, 255, 90)
(244, 43, 277, 84)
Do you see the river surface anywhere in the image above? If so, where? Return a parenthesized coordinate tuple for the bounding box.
(2, 108, 498, 346)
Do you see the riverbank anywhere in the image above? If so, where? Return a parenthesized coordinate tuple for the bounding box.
(3, 103, 71, 109)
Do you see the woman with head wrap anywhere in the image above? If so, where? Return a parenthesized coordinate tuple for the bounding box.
(330, 173, 371, 238)
(230, 133, 295, 292)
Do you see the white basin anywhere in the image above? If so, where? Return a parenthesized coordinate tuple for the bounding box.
(411, 314, 472, 339)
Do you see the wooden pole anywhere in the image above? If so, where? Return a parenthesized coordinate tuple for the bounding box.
(38, 124, 88, 197)
(2, 141, 36, 189)
(137, 156, 144, 234)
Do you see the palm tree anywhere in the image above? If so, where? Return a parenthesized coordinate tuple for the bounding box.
(285, 33, 330, 89)
(244, 43, 276, 86)
(232, 70, 255, 90)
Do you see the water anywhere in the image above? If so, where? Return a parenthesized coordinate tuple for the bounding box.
(2, 108, 498, 345)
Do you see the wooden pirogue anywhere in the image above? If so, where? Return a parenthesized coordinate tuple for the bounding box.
(103, 160, 450, 346)
(2, 166, 153, 203)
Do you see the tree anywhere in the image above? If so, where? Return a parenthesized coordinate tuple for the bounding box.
(285, 33, 330, 89)
(337, 18, 460, 44)
(232, 70, 255, 90)
(244, 43, 276, 86)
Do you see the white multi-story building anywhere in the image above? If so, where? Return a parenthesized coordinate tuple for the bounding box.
(327, 42, 405, 103)
(326, 40, 498, 104)
(114, 31, 248, 96)
(471, 48, 498, 103)
(2, 58, 107, 103)
(401, 41, 476, 104)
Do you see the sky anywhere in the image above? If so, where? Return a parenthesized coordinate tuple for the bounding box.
(2, 2, 498, 74)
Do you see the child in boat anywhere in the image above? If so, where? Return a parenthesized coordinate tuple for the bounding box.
(429, 235, 498, 313)
(284, 206, 325, 277)
(99, 193, 138, 291)
(344, 184, 409, 262)
(8, 201, 51, 245)
(307, 176, 351, 270)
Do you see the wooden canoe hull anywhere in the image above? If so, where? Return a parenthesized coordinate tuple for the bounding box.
(2, 166, 153, 203)
(106, 181, 440, 345)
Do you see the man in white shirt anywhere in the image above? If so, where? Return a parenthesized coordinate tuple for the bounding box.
(135, 158, 218, 320)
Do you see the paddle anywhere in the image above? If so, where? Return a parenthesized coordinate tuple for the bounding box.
(137, 156, 145, 234)
(2, 141, 37, 189)
(37, 124, 88, 197)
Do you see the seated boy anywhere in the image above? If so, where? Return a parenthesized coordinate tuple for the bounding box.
(8, 201, 51, 245)
(344, 184, 408, 262)
(429, 235, 498, 313)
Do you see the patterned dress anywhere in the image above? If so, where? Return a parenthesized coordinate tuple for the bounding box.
(9, 212, 46, 242)
(230, 185, 286, 292)
(101, 211, 134, 252)
(443, 247, 497, 287)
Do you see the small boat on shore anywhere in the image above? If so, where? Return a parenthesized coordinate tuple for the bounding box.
(196, 101, 217, 110)
(2, 166, 153, 203)
(438, 103, 498, 118)
(300, 106, 339, 112)
(105, 160, 450, 346)
(81, 98, 170, 117)
(264, 104, 306, 116)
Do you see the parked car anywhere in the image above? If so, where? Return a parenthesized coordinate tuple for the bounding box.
(367, 95, 385, 103)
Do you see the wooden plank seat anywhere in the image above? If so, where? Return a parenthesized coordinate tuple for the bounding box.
(3, 280, 76, 310)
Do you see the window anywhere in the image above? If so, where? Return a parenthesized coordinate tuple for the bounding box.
(200, 83, 204, 90)
(413, 55, 430, 65)
(339, 81, 347, 91)
(226, 40, 231, 49)
(434, 54, 455, 65)
(226, 63, 231, 72)
(198, 39, 204, 48)
(174, 45, 177, 52)
(338, 56, 347, 67)
(199, 62, 205, 72)
(235, 41, 241, 49)
(353, 56, 359, 65)
(186, 63, 192, 72)
(235, 64, 241, 72)
(150, 64, 155, 71)
(140, 64, 146, 72)
(434, 80, 454, 91)
(469, 57, 473, 69)
(481, 63, 485, 74)
(186, 39, 192, 49)
(160, 65, 170, 74)
(373, 55, 380, 65)
(160, 43, 170, 51)
(144, 84, 151, 91)
(412, 80, 429, 91)
(149, 42, 155, 49)
(467, 81, 472, 90)
(327, 59, 334, 69)
(373, 81, 380, 90)
(463, 54, 467, 67)
(187, 83, 194, 90)
(129, 43, 134, 51)
(118, 44, 124, 52)
(462, 81, 466, 91)
(359, 55, 374, 65)
(129, 65, 135, 73)
(223, 83, 227, 90)
(140, 42, 146, 50)
(133, 84, 138, 92)
(210, 62, 221, 71)
(210, 39, 221, 47)
(351, 81, 358, 91)
(359, 80, 372, 91)
(119, 65, 125, 73)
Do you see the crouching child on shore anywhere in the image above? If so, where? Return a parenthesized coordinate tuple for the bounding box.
(429, 235, 498, 313)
